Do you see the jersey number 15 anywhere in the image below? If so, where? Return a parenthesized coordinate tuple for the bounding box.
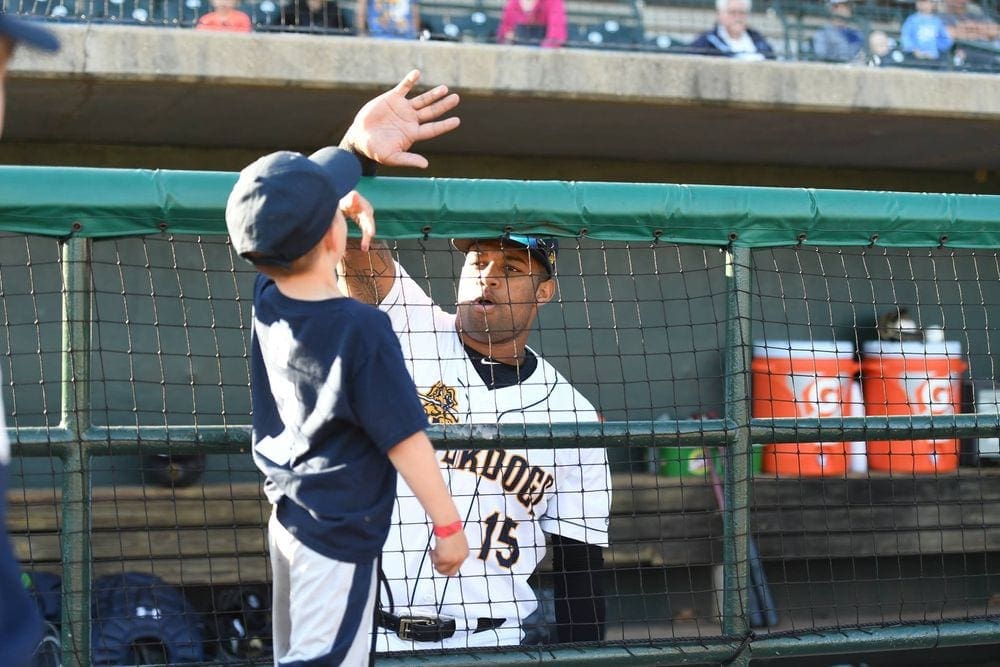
(478, 511, 520, 568)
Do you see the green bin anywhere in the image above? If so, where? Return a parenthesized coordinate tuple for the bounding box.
(657, 445, 763, 478)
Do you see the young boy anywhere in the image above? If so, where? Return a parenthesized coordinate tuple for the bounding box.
(225, 81, 468, 663)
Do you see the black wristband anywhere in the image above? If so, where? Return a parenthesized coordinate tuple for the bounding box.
(354, 150, 378, 177)
(338, 134, 379, 177)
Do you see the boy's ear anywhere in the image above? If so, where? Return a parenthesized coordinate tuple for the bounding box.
(324, 214, 345, 253)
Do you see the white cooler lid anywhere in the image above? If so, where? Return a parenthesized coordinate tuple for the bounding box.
(753, 339, 855, 358)
(861, 339, 962, 356)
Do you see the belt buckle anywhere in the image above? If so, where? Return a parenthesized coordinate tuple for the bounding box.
(396, 616, 437, 641)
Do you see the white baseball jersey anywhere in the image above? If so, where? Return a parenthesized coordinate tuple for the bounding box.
(376, 264, 611, 651)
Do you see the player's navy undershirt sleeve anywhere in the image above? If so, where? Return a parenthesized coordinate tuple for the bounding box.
(551, 534, 606, 642)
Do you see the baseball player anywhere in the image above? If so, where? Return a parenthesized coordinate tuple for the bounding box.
(0, 13, 60, 667)
(340, 236, 612, 650)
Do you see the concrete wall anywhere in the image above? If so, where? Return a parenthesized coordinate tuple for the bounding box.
(3, 23, 999, 192)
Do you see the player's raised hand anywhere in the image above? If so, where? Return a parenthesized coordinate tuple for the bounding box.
(338, 190, 375, 252)
(430, 530, 469, 577)
(342, 69, 460, 169)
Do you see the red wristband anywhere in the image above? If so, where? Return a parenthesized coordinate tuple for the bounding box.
(433, 520, 463, 539)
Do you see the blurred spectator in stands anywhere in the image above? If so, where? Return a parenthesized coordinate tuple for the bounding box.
(866, 28, 899, 65)
(938, 0, 1000, 67)
(355, 0, 419, 39)
(900, 0, 953, 60)
(497, 0, 567, 48)
(196, 0, 253, 31)
(281, 0, 345, 30)
(690, 0, 775, 60)
(812, 0, 866, 62)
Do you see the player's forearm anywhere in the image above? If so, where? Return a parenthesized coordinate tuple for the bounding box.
(387, 431, 461, 527)
(338, 240, 396, 305)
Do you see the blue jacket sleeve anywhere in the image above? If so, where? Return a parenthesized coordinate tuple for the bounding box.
(900, 15, 917, 52)
(938, 21, 954, 51)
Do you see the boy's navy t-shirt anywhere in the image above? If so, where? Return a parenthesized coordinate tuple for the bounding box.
(250, 274, 429, 563)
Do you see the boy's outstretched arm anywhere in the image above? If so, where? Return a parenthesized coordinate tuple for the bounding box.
(340, 69, 460, 170)
(387, 431, 469, 576)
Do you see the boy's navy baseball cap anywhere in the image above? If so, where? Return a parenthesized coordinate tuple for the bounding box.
(226, 147, 361, 268)
(0, 13, 60, 51)
(452, 235, 559, 278)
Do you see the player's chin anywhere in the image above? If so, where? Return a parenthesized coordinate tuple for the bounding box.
(457, 306, 491, 332)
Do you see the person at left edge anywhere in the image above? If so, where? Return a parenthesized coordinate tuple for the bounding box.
(0, 12, 60, 667)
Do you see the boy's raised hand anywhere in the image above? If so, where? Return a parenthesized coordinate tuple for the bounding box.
(342, 69, 460, 169)
(338, 190, 375, 252)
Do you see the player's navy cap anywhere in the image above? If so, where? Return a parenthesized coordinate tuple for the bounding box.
(226, 147, 361, 268)
(452, 235, 558, 278)
(0, 13, 60, 51)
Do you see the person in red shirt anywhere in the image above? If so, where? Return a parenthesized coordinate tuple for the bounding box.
(497, 0, 567, 48)
(196, 0, 253, 32)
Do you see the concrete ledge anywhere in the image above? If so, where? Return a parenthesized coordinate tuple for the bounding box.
(6, 24, 1000, 171)
(14, 24, 1000, 116)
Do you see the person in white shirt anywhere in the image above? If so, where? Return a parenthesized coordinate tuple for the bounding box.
(690, 0, 776, 60)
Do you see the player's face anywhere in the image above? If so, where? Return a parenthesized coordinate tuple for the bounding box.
(0, 37, 12, 137)
(456, 241, 554, 348)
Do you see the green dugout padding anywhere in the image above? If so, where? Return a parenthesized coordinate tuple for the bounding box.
(1, 165, 999, 247)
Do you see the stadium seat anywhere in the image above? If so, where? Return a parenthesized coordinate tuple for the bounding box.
(424, 9, 496, 42)
(570, 19, 641, 50)
(953, 38, 1000, 72)
(242, 0, 281, 27)
(130, 0, 201, 25)
(338, 4, 355, 32)
(5, 0, 79, 19)
(419, 11, 451, 39)
(178, 0, 203, 24)
(418, 0, 498, 43)
(96, 0, 150, 23)
(641, 33, 694, 54)
(561, 0, 644, 51)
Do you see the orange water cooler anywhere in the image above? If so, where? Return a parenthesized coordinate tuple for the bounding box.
(753, 340, 860, 476)
(860, 340, 967, 474)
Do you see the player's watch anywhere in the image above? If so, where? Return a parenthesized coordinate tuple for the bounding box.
(433, 520, 463, 539)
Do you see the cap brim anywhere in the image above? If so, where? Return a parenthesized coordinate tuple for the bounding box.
(451, 237, 531, 254)
(307, 147, 362, 201)
(451, 237, 555, 277)
(0, 15, 60, 52)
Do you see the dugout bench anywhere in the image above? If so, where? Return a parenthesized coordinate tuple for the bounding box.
(10, 467, 1000, 629)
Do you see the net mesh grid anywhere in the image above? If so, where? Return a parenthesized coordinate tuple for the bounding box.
(3, 232, 1000, 663)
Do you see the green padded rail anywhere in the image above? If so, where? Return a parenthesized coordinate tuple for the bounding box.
(1, 166, 999, 247)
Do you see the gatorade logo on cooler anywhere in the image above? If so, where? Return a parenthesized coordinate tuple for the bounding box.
(789, 376, 847, 418)
(906, 376, 956, 416)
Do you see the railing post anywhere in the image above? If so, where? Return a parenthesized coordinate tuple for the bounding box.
(60, 236, 92, 667)
(722, 245, 752, 664)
